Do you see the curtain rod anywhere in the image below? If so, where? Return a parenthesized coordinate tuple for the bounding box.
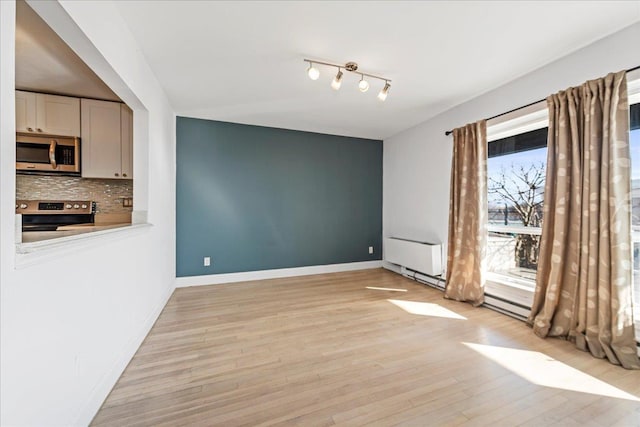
(444, 64, 640, 136)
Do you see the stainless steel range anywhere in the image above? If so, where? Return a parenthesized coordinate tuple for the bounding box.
(16, 199, 95, 232)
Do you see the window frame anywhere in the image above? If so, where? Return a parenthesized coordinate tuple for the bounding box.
(626, 68, 640, 343)
(485, 100, 548, 299)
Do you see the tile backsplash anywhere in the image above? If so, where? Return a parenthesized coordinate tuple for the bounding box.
(16, 175, 133, 214)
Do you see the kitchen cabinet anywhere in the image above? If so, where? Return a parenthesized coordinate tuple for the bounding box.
(15, 90, 80, 136)
(81, 99, 133, 179)
(15, 91, 36, 133)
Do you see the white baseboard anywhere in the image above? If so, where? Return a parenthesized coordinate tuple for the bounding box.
(176, 260, 384, 288)
(74, 283, 174, 426)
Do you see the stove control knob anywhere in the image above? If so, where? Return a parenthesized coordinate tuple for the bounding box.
(19, 203, 28, 209)
(81, 204, 88, 209)
(73, 204, 80, 209)
(65, 204, 72, 209)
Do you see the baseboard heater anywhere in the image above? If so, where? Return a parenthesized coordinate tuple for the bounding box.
(385, 237, 530, 322)
(385, 237, 443, 276)
(401, 267, 530, 322)
(385, 237, 445, 291)
(385, 238, 636, 348)
(401, 266, 445, 290)
(483, 294, 530, 322)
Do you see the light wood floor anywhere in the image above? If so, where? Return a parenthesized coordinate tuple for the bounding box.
(92, 269, 640, 426)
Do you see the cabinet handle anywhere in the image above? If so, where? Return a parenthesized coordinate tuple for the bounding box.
(37, 128, 43, 132)
(27, 127, 34, 132)
(49, 140, 57, 169)
(115, 173, 120, 177)
(122, 173, 127, 177)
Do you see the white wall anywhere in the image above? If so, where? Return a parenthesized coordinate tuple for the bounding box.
(383, 23, 640, 266)
(0, 1, 176, 425)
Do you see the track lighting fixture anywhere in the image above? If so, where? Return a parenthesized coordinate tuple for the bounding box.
(304, 59, 392, 100)
(331, 69, 344, 90)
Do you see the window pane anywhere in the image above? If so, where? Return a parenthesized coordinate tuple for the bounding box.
(487, 231, 540, 286)
(630, 116, 640, 341)
(487, 128, 547, 285)
(488, 127, 548, 158)
(631, 102, 640, 131)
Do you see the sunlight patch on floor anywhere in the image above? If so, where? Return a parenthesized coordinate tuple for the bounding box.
(463, 342, 639, 401)
(366, 286, 408, 292)
(388, 299, 467, 320)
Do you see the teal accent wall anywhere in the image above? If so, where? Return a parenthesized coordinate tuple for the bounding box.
(176, 117, 382, 277)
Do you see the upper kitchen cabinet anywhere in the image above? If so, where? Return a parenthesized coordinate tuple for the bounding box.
(15, 90, 36, 133)
(81, 99, 133, 179)
(16, 90, 80, 136)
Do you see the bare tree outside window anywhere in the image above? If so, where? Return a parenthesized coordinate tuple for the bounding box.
(488, 161, 545, 269)
(486, 126, 547, 283)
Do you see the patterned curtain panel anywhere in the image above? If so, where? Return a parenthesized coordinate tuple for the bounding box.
(445, 120, 487, 307)
(529, 71, 640, 369)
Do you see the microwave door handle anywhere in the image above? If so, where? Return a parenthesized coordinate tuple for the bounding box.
(49, 139, 57, 169)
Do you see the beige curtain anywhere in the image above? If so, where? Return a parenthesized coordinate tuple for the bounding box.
(529, 71, 639, 369)
(445, 120, 487, 307)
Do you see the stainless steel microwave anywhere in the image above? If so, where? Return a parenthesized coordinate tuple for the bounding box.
(16, 133, 80, 175)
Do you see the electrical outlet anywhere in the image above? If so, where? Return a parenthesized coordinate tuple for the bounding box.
(369, 246, 374, 254)
(203, 256, 211, 267)
(122, 197, 133, 207)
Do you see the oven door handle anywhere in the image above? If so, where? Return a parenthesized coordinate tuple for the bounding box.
(49, 139, 57, 169)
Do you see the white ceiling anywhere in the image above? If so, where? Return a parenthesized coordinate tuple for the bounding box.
(114, 1, 640, 140)
(16, 0, 640, 139)
(15, 0, 120, 102)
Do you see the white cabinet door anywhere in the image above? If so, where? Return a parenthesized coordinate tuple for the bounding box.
(120, 104, 133, 179)
(36, 94, 80, 136)
(16, 91, 80, 136)
(81, 99, 122, 179)
(15, 90, 37, 133)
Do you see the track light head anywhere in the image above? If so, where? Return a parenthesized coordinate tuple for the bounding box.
(307, 63, 320, 80)
(358, 75, 370, 93)
(331, 69, 344, 90)
(377, 82, 391, 101)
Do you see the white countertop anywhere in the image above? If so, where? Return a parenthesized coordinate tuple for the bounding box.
(21, 223, 131, 243)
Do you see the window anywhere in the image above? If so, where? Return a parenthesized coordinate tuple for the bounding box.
(483, 73, 640, 335)
(629, 102, 640, 341)
(486, 127, 547, 289)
